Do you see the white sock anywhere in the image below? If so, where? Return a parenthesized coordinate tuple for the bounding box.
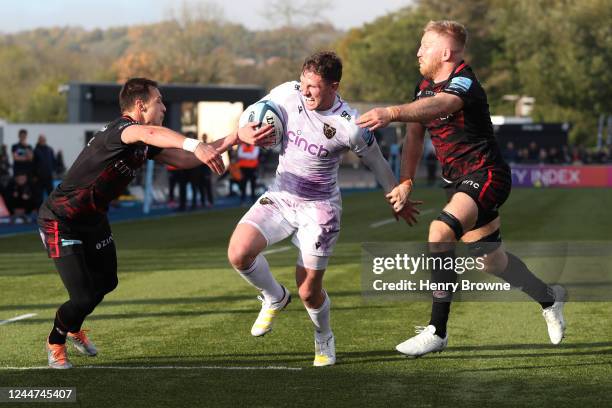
(235, 254, 284, 302)
(306, 292, 332, 337)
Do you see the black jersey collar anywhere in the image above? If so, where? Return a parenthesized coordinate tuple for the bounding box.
(121, 114, 139, 123)
(429, 60, 469, 89)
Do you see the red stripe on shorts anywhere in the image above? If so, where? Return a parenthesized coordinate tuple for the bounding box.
(49, 221, 60, 258)
(478, 169, 493, 204)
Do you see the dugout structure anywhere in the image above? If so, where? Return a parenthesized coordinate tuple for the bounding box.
(66, 82, 265, 131)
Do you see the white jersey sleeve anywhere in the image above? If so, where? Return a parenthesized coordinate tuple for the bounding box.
(348, 124, 377, 157)
(344, 112, 397, 193)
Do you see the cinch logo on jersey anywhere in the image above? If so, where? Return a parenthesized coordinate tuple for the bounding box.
(287, 130, 330, 158)
(461, 179, 480, 189)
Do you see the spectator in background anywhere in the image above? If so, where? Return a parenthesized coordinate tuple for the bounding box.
(54, 150, 66, 179)
(166, 164, 181, 208)
(560, 145, 571, 164)
(12, 129, 34, 177)
(538, 148, 548, 163)
(518, 147, 529, 163)
(184, 131, 204, 210)
(389, 141, 401, 180)
(237, 142, 259, 204)
(186, 165, 202, 210)
(5, 173, 35, 223)
(526, 141, 539, 163)
(198, 133, 215, 207)
(0, 144, 10, 193)
(225, 148, 242, 197)
(572, 144, 588, 164)
(547, 147, 562, 164)
(593, 146, 609, 164)
(33, 135, 56, 207)
(502, 141, 519, 164)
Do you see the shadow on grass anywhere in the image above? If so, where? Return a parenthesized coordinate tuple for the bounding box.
(0, 290, 369, 312)
(455, 361, 612, 373)
(38, 345, 612, 368)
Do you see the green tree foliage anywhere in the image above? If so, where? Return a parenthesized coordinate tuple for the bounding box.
(22, 79, 68, 122)
(0, 0, 609, 144)
(494, 0, 612, 142)
(336, 6, 430, 102)
(0, 8, 343, 123)
(338, 0, 611, 143)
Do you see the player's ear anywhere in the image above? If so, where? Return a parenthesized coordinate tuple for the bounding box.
(330, 81, 339, 92)
(442, 47, 453, 62)
(135, 99, 147, 113)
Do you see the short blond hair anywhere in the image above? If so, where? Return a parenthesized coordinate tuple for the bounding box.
(424, 20, 468, 50)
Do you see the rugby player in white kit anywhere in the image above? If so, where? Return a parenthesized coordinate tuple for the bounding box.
(227, 51, 420, 366)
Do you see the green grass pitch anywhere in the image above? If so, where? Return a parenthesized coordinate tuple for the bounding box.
(1, 188, 611, 407)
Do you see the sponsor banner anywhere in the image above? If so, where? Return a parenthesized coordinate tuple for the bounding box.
(511, 165, 612, 187)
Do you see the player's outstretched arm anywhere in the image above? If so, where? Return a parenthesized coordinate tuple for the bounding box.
(356, 93, 463, 131)
(355, 135, 423, 226)
(386, 123, 425, 212)
(152, 148, 214, 171)
(358, 139, 397, 195)
(121, 125, 224, 174)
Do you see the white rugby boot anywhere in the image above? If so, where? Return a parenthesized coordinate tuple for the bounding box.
(542, 284, 567, 345)
(313, 332, 336, 367)
(251, 286, 292, 337)
(395, 325, 448, 358)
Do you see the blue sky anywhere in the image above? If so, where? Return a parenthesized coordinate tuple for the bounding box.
(1, 0, 412, 33)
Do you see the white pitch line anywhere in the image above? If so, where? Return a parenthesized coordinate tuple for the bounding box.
(369, 208, 434, 228)
(262, 246, 292, 255)
(0, 365, 302, 371)
(0, 313, 37, 326)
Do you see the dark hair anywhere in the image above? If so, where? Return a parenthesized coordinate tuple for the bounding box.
(119, 78, 158, 112)
(302, 51, 342, 83)
(18, 129, 27, 137)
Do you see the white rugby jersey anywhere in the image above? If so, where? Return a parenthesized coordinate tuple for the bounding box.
(262, 81, 376, 200)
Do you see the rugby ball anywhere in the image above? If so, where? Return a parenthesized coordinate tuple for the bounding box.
(239, 100, 285, 147)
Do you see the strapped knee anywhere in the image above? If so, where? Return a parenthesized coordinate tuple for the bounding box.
(467, 229, 502, 257)
(435, 210, 463, 241)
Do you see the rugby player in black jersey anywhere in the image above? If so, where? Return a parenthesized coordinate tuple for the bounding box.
(357, 21, 566, 357)
(38, 78, 273, 368)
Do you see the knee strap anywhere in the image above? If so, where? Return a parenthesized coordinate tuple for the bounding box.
(467, 229, 502, 256)
(436, 210, 463, 241)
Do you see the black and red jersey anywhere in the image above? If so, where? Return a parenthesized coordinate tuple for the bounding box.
(414, 61, 507, 181)
(39, 116, 161, 225)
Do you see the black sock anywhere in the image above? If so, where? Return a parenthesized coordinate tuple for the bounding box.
(495, 252, 554, 308)
(429, 301, 452, 338)
(48, 312, 68, 345)
(428, 249, 457, 338)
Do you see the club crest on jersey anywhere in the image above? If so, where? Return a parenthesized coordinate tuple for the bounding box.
(259, 197, 273, 205)
(323, 123, 336, 139)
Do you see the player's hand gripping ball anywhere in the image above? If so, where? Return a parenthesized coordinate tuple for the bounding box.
(239, 100, 286, 148)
